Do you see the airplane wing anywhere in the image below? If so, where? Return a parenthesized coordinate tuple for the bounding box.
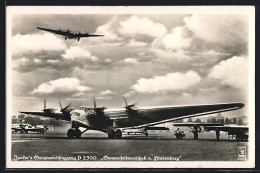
(19, 111, 69, 121)
(172, 123, 223, 127)
(204, 125, 248, 132)
(37, 27, 72, 37)
(120, 103, 244, 130)
(19, 111, 46, 116)
(75, 33, 104, 37)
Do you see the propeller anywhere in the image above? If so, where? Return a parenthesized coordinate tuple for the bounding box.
(44, 99, 46, 110)
(59, 101, 71, 113)
(42, 99, 56, 115)
(92, 97, 106, 115)
(123, 97, 138, 112)
(58, 101, 72, 121)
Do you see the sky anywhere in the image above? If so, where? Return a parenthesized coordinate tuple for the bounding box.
(9, 8, 252, 118)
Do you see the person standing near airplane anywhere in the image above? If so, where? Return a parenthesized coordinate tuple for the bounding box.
(193, 128, 199, 140)
(176, 128, 180, 139)
(216, 128, 220, 140)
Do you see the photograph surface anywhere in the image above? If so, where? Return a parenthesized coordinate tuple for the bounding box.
(6, 6, 255, 168)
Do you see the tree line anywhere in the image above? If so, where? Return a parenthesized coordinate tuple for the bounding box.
(12, 114, 64, 126)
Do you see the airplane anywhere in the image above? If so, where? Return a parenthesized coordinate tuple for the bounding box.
(172, 122, 224, 133)
(20, 97, 245, 139)
(20, 99, 73, 121)
(204, 125, 248, 141)
(36, 27, 104, 41)
(11, 124, 48, 134)
(122, 126, 170, 136)
(172, 122, 224, 139)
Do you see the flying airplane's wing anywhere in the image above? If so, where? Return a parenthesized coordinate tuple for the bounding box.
(37, 27, 72, 37)
(75, 33, 104, 37)
(119, 103, 244, 130)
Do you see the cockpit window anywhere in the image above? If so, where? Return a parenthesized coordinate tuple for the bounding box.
(72, 112, 80, 117)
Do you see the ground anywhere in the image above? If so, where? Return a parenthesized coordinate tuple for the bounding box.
(11, 131, 248, 162)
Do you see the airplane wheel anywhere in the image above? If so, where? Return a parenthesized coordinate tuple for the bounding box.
(115, 129, 122, 139)
(67, 129, 75, 139)
(108, 129, 115, 139)
(74, 129, 82, 139)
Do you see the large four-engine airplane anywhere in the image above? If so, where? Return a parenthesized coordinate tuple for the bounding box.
(36, 27, 104, 41)
(20, 97, 245, 139)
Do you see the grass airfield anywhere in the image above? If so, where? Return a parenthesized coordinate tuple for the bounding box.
(11, 130, 248, 161)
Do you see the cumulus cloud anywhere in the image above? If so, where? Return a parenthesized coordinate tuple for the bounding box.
(131, 70, 201, 93)
(184, 14, 248, 50)
(61, 46, 99, 61)
(32, 77, 92, 96)
(95, 16, 124, 42)
(12, 57, 30, 69)
(100, 90, 117, 96)
(33, 59, 42, 64)
(208, 56, 248, 90)
(161, 27, 192, 50)
(46, 59, 60, 64)
(123, 58, 139, 64)
(126, 39, 148, 47)
(119, 16, 167, 38)
(12, 33, 66, 55)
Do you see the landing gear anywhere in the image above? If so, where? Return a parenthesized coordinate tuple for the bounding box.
(108, 129, 122, 139)
(67, 129, 75, 139)
(108, 129, 115, 138)
(74, 129, 82, 139)
(115, 129, 122, 139)
(145, 133, 148, 137)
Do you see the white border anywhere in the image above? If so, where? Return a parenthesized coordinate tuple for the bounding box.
(6, 6, 255, 168)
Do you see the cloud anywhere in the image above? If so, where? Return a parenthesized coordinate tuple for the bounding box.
(100, 90, 117, 96)
(46, 59, 60, 64)
(184, 14, 248, 53)
(12, 33, 67, 55)
(123, 58, 139, 64)
(131, 70, 201, 93)
(161, 27, 192, 50)
(12, 57, 30, 69)
(126, 39, 148, 47)
(33, 59, 42, 64)
(61, 46, 99, 61)
(95, 16, 124, 42)
(208, 56, 248, 90)
(119, 16, 167, 38)
(32, 77, 93, 96)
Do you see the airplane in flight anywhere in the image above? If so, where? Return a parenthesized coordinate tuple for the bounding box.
(36, 27, 104, 41)
(20, 98, 245, 139)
